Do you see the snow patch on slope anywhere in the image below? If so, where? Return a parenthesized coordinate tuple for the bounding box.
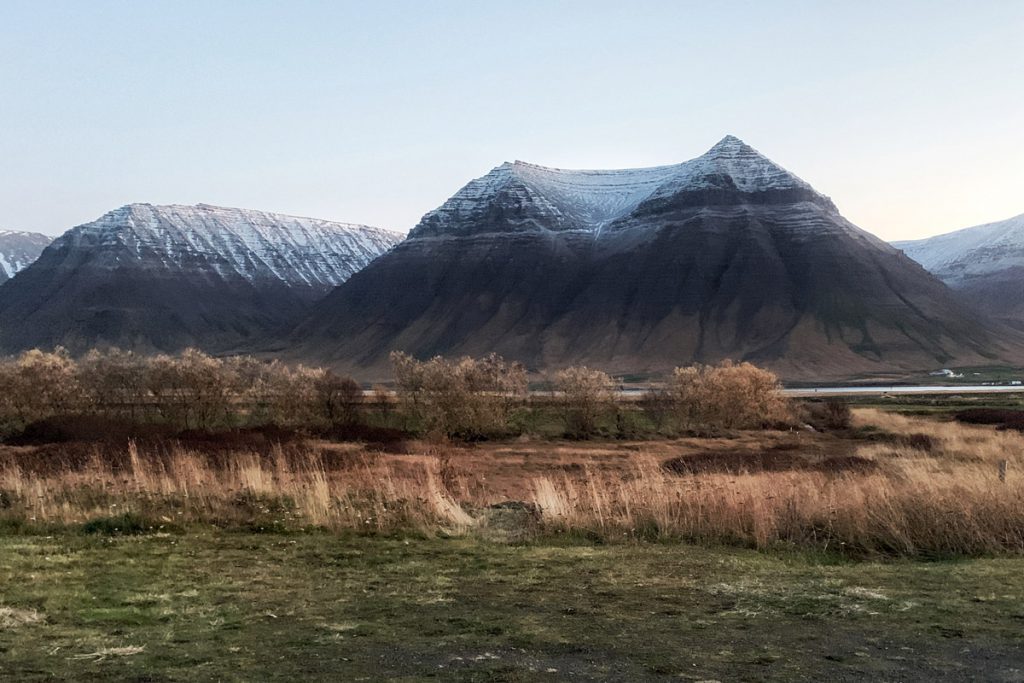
(510, 160, 685, 228)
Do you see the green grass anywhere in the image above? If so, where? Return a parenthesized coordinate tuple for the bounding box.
(2, 532, 1024, 681)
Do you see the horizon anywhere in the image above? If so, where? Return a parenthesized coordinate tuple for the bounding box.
(2, 1, 1022, 240)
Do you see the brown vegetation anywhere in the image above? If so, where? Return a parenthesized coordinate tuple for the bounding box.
(390, 352, 527, 439)
(955, 408, 1024, 431)
(1, 349, 801, 443)
(553, 366, 615, 438)
(1, 408, 1022, 557)
(0, 348, 367, 437)
(670, 361, 794, 429)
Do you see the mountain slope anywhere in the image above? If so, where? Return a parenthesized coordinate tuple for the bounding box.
(895, 214, 1024, 329)
(0, 204, 401, 354)
(288, 137, 1020, 380)
(0, 230, 52, 283)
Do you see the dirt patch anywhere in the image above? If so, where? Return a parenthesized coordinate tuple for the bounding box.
(663, 447, 878, 475)
(955, 409, 1024, 432)
(8, 415, 177, 445)
(895, 433, 936, 452)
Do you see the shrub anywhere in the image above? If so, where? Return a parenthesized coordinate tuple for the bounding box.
(639, 387, 676, 432)
(313, 371, 363, 426)
(669, 361, 792, 430)
(554, 366, 615, 438)
(144, 349, 236, 429)
(390, 352, 527, 439)
(76, 348, 149, 417)
(804, 398, 852, 430)
(0, 348, 83, 435)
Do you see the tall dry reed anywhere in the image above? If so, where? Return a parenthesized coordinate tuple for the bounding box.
(0, 442, 472, 533)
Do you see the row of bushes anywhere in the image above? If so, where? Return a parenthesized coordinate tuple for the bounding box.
(0, 347, 800, 440)
(391, 352, 795, 439)
(0, 348, 364, 434)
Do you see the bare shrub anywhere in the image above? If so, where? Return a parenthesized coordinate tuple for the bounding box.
(640, 387, 675, 432)
(554, 366, 614, 438)
(76, 349, 148, 418)
(313, 371, 363, 427)
(0, 349, 82, 434)
(260, 363, 322, 428)
(669, 361, 792, 430)
(143, 349, 236, 429)
(803, 398, 852, 430)
(390, 352, 526, 439)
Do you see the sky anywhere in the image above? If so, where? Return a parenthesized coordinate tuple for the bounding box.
(1, 1, 1022, 241)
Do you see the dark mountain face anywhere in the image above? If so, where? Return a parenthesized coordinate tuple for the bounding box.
(287, 136, 1022, 380)
(895, 213, 1024, 330)
(953, 269, 1024, 330)
(0, 204, 401, 355)
(0, 230, 52, 284)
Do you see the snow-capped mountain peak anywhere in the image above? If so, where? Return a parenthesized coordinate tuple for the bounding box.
(645, 134, 820, 198)
(0, 229, 52, 282)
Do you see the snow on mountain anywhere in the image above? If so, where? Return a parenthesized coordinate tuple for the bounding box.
(57, 203, 402, 291)
(0, 229, 52, 282)
(644, 134, 820, 200)
(413, 136, 834, 239)
(895, 213, 1024, 283)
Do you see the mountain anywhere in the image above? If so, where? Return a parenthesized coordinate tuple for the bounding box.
(0, 230, 52, 283)
(0, 203, 401, 354)
(895, 214, 1024, 329)
(287, 136, 1020, 380)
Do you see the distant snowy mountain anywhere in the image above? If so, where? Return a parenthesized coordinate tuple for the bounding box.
(288, 136, 1020, 380)
(895, 213, 1024, 328)
(895, 213, 1024, 282)
(0, 229, 52, 283)
(0, 204, 402, 354)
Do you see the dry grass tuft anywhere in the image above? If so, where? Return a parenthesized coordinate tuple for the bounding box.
(0, 606, 44, 629)
(72, 646, 146, 660)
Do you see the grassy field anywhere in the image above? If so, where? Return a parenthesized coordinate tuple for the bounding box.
(2, 531, 1024, 682)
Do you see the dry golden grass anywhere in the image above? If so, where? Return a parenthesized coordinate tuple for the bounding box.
(0, 605, 44, 629)
(2, 409, 1023, 556)
(0, 442, 474, 533)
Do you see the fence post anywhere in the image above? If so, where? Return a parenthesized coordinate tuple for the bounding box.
(998, 459, 1008, 483)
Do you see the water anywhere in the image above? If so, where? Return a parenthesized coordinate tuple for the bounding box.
(783, 385, 1024, 396)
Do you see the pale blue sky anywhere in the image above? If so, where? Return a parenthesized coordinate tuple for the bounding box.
(2, 1, 1022, 240)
